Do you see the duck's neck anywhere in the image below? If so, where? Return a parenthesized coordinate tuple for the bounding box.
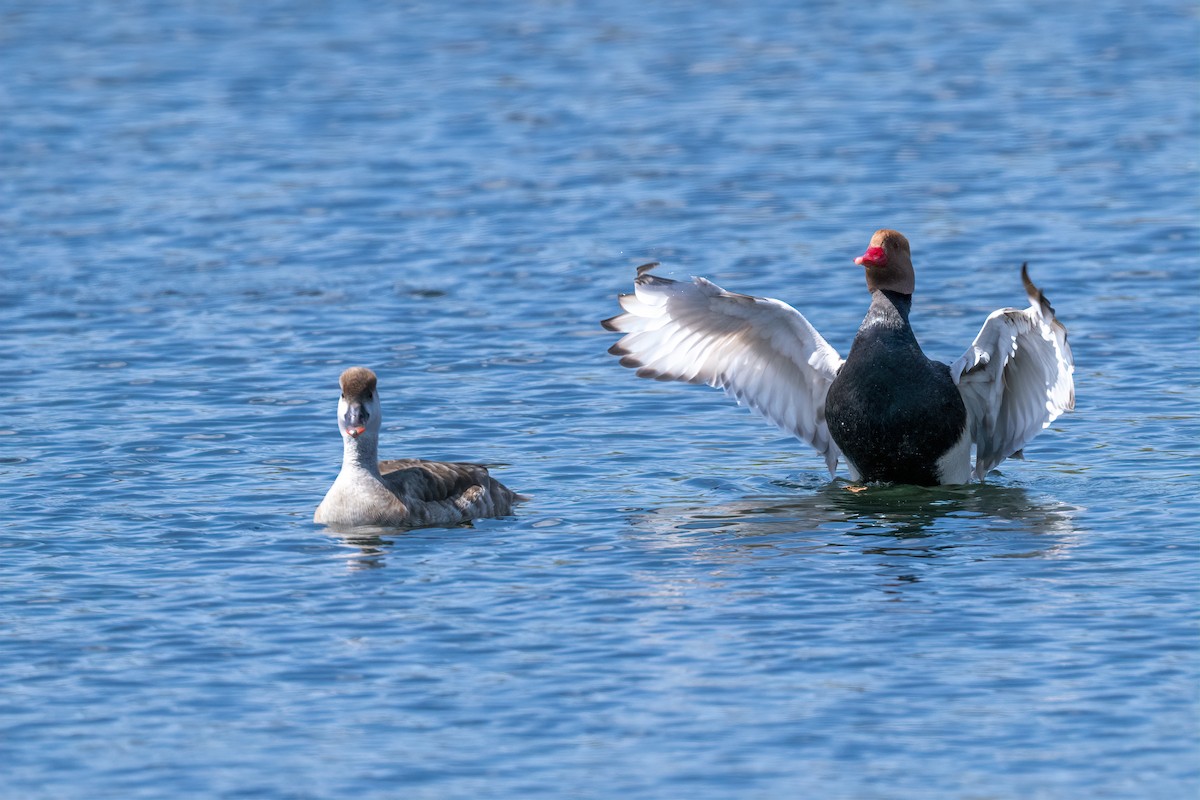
(342, 433, 381, 476)
(863, 289, 913, 329)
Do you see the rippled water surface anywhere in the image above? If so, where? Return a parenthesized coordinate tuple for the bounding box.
(2, 1, 1198, 797)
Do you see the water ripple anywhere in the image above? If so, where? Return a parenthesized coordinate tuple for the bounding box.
(1, 0, 1198, 798)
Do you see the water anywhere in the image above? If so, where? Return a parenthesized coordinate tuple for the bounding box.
(2, 1, 1198, 797)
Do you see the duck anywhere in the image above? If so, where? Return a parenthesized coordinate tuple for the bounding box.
(314, 367, 524, 528)
(602, 229, 1074, 485)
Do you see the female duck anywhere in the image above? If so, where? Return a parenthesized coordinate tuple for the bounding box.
(314, 367, 523, 528)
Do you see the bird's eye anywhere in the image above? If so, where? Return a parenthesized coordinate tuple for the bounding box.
(366, 391, 373, 400)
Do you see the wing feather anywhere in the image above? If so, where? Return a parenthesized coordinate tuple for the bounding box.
(950, 264, 1075, 479)
(603, 264, 845, 475)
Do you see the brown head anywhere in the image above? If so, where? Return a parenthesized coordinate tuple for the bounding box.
(854, 229, 915, 295)
(339, 366, 378, 400)
(337, 367, 380, 440)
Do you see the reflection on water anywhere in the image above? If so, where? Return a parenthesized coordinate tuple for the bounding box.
(625, 481, 1084, 560)
(335, 532, 395, 570)
(325, 481, 1084, 569)
(326, 525, 432, 570)
(325, 519, 484, 570)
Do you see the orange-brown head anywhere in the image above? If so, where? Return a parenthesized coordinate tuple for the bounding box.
(854, 229, 915, 295)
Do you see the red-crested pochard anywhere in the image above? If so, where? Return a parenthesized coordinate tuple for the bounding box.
(603, 230, 1074, 485)
(315, 367, 524, 527)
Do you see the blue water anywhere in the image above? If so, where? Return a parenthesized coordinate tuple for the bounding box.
(2, 1, 1198, 797)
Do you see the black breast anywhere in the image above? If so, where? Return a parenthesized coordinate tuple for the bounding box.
(825, 291, 967, 485)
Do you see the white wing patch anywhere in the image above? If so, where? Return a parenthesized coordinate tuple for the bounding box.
(603, 264, 845, 476)
(950, 264, 1075, 479)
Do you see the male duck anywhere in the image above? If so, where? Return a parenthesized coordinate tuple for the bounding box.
(602, 230, 1074, 485)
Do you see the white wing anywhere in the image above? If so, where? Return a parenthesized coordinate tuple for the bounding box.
(602, 263, 845, 475)
(951, 264, 1075, 479)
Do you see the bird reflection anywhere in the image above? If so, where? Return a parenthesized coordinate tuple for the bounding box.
(322, 521, 476, 570)
(624, 478, 1083, 562)
(331, 529, 397, 570)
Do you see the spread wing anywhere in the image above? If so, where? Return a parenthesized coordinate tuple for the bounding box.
(950, 264, 1075, 479)
(602, 263, 845, 475)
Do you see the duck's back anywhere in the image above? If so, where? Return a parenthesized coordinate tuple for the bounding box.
(380, 459, 519, 523)
(826, 291, 967, 485)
